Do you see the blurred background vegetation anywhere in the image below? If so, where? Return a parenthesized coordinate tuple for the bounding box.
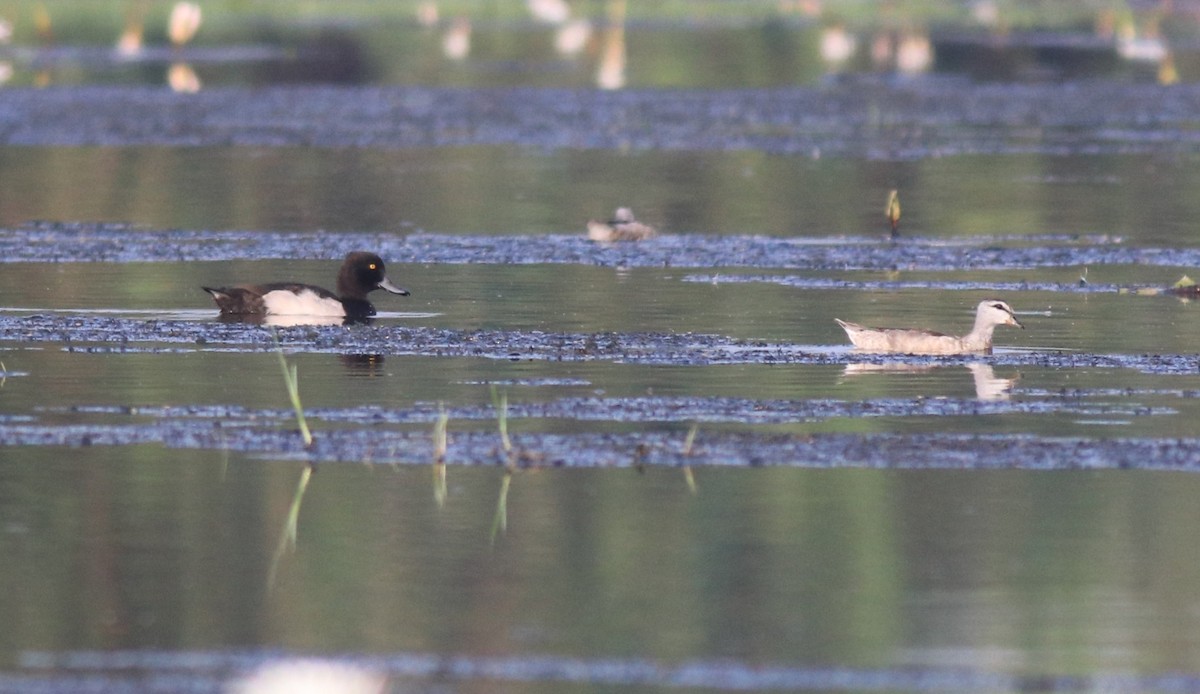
(0, 0, 1194, 88)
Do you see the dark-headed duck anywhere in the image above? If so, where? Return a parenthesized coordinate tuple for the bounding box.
(202, 251, 409, 320)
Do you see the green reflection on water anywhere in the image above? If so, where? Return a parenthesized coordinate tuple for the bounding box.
(3, 448, 1200, 676)
(3, 148, 1200, 247)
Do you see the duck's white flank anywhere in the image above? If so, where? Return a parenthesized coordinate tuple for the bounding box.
(260, 288, 346, 317)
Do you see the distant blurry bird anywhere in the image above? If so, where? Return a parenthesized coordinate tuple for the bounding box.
(555, 18, 592, 55)
(116, 20, 144, 56)
(116, 1, 148, 57)
(871, 29, 934, 75)
(895, 32, 933, 74)
(527, 0, 570, 25)
(587, 207, 657, 242)
(416, 2, 439, 28)
(971, 0, 999, 27)
(886, 189, 901, 237)
(442, 16, 471, 60)
(168, 1, 202, 48)
(820, 24, 857, 65)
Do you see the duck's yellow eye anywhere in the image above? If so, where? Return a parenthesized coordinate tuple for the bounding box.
(369, 263, 377, 270)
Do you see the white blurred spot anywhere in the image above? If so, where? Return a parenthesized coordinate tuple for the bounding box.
(527, 0, 571, 25)
(230, 660, 386, 694)
(168, 2, 202, 47)
(443, 16, 471, 60)
(820, 25, 857, 65)
(555, 18, 592, 55)
(895, 32, 933, 74)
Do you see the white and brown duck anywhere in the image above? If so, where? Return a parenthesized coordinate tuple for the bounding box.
(587, 207, 657, 242)
(835, 300, 1023, 355)
(202, 251, 409, 321)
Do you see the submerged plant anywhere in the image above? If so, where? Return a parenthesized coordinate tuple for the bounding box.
(432, 403, 449, 463)
(216, 423, 230, 480)
(682, 422, 699, 455)
(490, 384, 512, 454)
(433, 404, 449, 508)
(681, 422, 699, 494)
(490, 470, 513, 546)
(267, 463, 314, 589)
(273, 331, 314, 449)
(488, 387, 517, 544)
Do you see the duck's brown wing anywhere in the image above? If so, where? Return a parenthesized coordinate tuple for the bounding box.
(202, 286, 267, 314)
(610, 222, 656, 240)
(202, 283, 342, 315)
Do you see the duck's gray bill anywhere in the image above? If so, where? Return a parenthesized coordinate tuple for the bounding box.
(379, 277, 411, 296)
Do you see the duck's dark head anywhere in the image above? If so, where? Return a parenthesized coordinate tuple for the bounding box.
(339, 252, 410, 300)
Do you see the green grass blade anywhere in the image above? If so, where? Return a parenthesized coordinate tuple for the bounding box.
(267, 463, 314, 590)
(490, 384, 512, 453)
(489, 471, 512, 547)
(273, 331, 314, 448)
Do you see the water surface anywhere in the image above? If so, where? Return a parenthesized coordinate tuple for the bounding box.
(5, 3, 1200, 692)
(7, 449, 1200, 690)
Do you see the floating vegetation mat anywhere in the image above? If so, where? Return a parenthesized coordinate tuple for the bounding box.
(3, 421, 1200, 470)
(1, 314, 1198, 374)
(0, 388, 1192, 469)
(5, 82, 1200, 158)
(0, 224, 1181, 272)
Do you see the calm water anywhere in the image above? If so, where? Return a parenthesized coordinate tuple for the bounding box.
(7, 450, 1200, 681)
(2, 147, 1200, 244)
(5, 2, 1200, 692)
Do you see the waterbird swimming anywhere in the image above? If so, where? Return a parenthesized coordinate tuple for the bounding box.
(835, 299, 1023, 354)
(202, 251, 409, 320)
(587, 207, 657, 242)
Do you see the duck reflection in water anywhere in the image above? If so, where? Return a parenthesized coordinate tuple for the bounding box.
(339, 353, 386, 377)
(213, 312, 364, 327)
(841, 362, 1019, 402)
